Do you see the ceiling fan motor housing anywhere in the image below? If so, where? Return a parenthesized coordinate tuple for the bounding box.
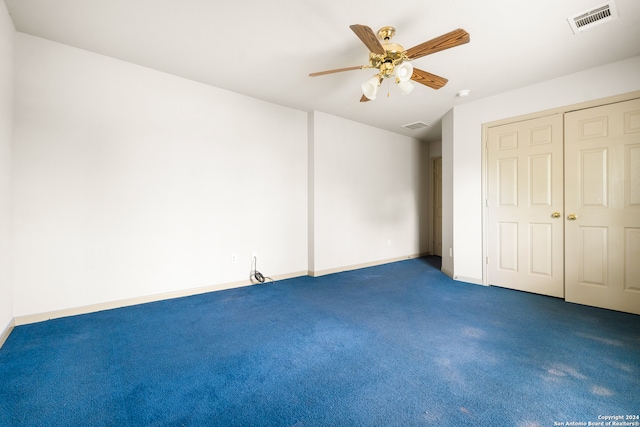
(369, 43, 407, 78)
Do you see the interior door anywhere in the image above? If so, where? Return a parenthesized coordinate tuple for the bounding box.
(564, 98, 640, 315)
(487, 114, 564, 297)
(433, 157, 442, 256)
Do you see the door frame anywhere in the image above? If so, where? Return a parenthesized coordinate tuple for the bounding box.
(481, 90, 640, 287)
(432, 157, 443, 256)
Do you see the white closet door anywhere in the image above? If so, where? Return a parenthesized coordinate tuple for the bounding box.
(487, 114, 564, 297)
(564, 98, 640, 315)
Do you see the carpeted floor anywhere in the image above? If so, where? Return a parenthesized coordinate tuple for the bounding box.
(1, 257, 639, 426)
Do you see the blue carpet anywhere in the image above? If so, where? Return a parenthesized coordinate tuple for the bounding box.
(1, 257, 639, 426)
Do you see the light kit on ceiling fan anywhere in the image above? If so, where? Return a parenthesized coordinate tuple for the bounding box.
(309, 25, 470, 102)
(362, 76, 382, 100)
(393, 61, 414, 95)
(394, 61, 413, 82)
(397, 80, 415, 95)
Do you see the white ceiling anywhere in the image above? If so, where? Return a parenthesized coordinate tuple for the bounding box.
(5, 0, 640, 142)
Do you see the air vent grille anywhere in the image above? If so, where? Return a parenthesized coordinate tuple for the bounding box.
(568, 1, 618, 34)
(402, 121, 431, 131)
(575, 6, 611, 28)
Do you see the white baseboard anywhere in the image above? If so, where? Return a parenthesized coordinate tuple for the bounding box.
(0, 318, 15, 349)
(440, 268, 483, 286)
(14, 270, 308, 327)
(309, 254, 425, 277)
(9, 254, 443, 330)
(3, 255, 444, 344)
(452, 275, 484, 286)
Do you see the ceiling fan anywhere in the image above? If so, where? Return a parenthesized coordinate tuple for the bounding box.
(309, 25, 470, 102)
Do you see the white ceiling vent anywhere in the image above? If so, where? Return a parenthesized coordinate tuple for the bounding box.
(402, 121, 431, 131)
(568, 1, 618, 34)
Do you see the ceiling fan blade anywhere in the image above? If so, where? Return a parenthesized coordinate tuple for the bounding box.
(350, 24, 386, 55)
(411, 68, 449, 89)
(309, 65, 364, 77)
(405, 28, 470, 60)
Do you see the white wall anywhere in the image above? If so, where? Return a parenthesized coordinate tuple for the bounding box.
(429, 141, 442, 159)
(441, 111, 454, 278)
(16, 21, 636, 323)
(0, 0, 14, 335)
(445, 55, 640, 284)
(13, 33, 308, 317)
(310, 111, 427, 274)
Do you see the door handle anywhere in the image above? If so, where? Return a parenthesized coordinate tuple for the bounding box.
(551, 212, 561, 218)
(567, 214, 578, 220)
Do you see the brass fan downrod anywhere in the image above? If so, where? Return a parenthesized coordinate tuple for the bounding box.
(378, 26, 396, 41)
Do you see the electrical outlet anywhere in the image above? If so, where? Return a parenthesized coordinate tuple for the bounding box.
(231, 253, 238, 264)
